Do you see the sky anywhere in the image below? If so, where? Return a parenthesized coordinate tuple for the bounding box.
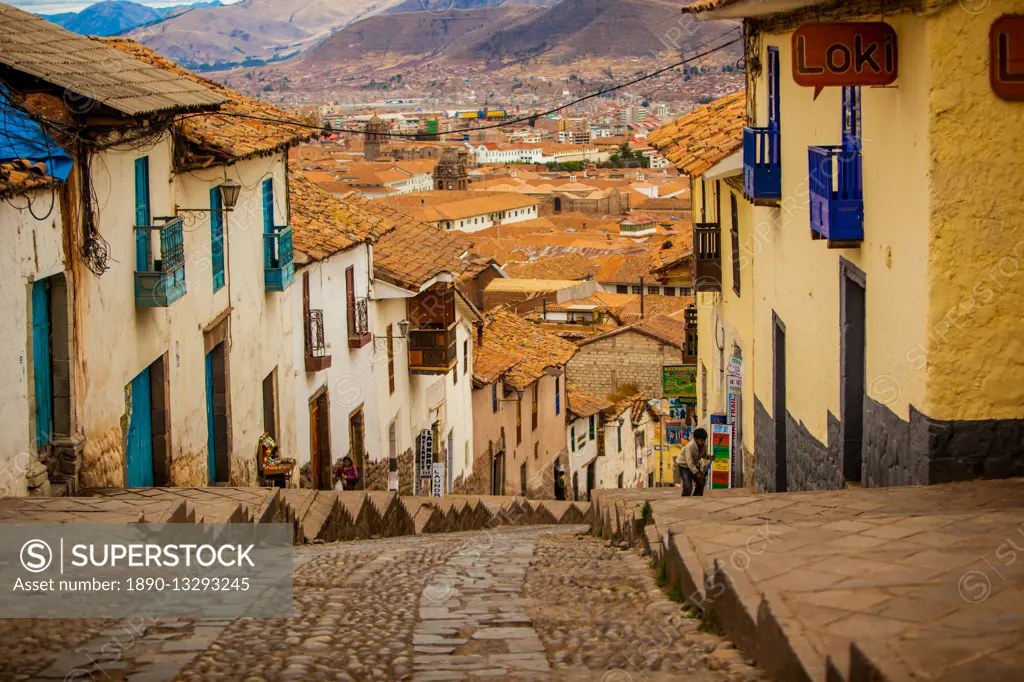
(14, 0, 241, 15)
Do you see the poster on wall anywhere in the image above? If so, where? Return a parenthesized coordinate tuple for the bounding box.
(663, 365, 697, 400)
(666, 422, 683, 445)
(710, 422, 732, 490)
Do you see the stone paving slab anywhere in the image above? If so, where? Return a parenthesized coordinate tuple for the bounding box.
(593, 478, 1024, 682)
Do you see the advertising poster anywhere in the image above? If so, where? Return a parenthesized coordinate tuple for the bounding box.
(663, 365, 697, 400)
(710, 423, 732, 490)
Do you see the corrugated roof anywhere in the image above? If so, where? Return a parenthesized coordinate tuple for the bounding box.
(0, 6, 224, 117)
(102, 39, 313, 160)
(647, 90, 746, 177)
(289, 172, 394, 262)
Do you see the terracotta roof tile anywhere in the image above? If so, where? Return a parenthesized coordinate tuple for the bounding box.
(472, 345, 520, 385)
(567, 381, 612, 418)
(0, 158, 56, 199)
(289, 172, 394, 262)
(373, 209, 472, 291)
(102, 38, 314, 162)
(647, 90, 746, 177)
(481, 309, 578, 390)
(503, 253, 598, 281)
(579, 313, 690, 350)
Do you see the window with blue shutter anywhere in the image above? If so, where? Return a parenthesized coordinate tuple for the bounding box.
(555, 376, 561, 416)
(262, 178, 274, 232)
(589, 415, 595, 440)
(210, 187, 225, 292)
(134, 157, 151, 272)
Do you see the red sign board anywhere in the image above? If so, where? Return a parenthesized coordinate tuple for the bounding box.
(991, 15, 1024, 101)
(793, 22, 898, 99)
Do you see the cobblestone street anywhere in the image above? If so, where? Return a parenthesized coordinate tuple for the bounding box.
(2, 526, 765, 682)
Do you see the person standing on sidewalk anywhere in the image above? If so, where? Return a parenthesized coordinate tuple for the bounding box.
(675, 428, 709, 497)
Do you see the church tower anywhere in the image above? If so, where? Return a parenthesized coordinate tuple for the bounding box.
(364, 114, 388, 162)
(434, 145, 469, 191)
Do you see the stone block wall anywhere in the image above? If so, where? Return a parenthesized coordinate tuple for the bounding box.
(568, 331, 679, 400)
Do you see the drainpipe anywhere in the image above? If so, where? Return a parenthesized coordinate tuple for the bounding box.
(639, 276, 645, 320)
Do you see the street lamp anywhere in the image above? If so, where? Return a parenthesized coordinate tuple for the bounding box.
(500, 386, 525, 403)
(398, 319, 411, 337)
(175, 179, 243, 217)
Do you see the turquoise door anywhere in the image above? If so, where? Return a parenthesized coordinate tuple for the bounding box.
(205, 350, 216, 485)
(126, 367, 154, 487)
(31, 280, 53, 450)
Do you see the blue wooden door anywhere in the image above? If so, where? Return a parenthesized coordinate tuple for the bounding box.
(134, 157, 151, 271)
(205, 351, 217, 485)
(31, 280, 53, 450)
(126, 367, 154, 487)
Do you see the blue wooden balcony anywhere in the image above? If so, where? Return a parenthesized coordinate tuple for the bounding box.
(743, 126, 781, 204)
(135, 216, 186, 307)
(264, 225, 294, 292)
(808, 145, 864, 244)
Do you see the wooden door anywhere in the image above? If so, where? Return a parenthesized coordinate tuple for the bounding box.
(310, 400, 322, 490)
(127, 367, 154, 488)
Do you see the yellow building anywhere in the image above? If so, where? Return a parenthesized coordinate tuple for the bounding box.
(650, 0, 1024, 492)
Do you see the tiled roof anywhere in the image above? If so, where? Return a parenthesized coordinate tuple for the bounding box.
(593, 253, 653, 284)
(579, 313, 689, 350)
(481, 309, 578, 390)
(616, 296, 695, 325)
(503, 253, 597, 281)
(647, 90, 746, 177)
(605, 392, 647, 422)
(0, 159, 55, 199)
(289, 172, 394, 262)
(373, 210, 472, 291)
(472, 345, 520, 385)
(650, 238, 694, 271)
(0, 7, 224, 117)
(567, 382, 612, 418)
(102, 39, 313, 161)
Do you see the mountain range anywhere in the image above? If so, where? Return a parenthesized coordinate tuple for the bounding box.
(41, 0, 223, 37)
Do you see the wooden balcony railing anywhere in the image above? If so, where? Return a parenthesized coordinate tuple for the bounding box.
(743, 126, 781, 204)
(264, 225, 294, 292)
(408, 322, 458, 375)
(135, 216, 186, 307)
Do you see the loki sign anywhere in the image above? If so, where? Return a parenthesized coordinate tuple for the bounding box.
(793, 22, 898, 99)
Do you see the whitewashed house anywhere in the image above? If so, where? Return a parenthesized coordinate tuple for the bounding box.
(565, 383, 611, 502)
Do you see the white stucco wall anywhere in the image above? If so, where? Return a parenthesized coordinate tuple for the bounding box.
(78, 136, 296, 488)
(290, 243, 379, 485)
(0, 191, 66, 496)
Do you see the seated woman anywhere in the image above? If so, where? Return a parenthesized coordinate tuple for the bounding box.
(335, 456, 360, 491)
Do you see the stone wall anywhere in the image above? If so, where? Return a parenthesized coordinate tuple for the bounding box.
(364, 458, 389, 491)
(397, 449, 415, 496)
(753, 397, 843, 493)
(452, 448, 491, 495)
(568, 331, 680, 400)
(79, 424, 125, 488)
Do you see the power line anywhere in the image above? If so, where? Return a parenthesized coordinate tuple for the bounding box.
(174, 34, 744, 140)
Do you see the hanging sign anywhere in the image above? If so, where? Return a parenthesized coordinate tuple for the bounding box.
(663, 365, 697, 399)
(991, 15, 1024, 101)
(793, 22, 898, 99)
(432, 462, 445, 497)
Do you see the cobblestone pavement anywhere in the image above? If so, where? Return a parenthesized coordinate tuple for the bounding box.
(8, 526, 765, 682)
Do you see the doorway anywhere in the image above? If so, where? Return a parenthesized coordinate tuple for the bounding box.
(520, 462, 527, 497)
(572, 472, 579, 501)
(773, 313, 788, 493)
(31, 279, 54, 454)
(491, 446, 505, 495)
(126, 366, 154, 488)
(840, 261, 866, 484)
(205, 342, 230, 485)
(349, 406, 366, 490)
(309, 389, 331, 490)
